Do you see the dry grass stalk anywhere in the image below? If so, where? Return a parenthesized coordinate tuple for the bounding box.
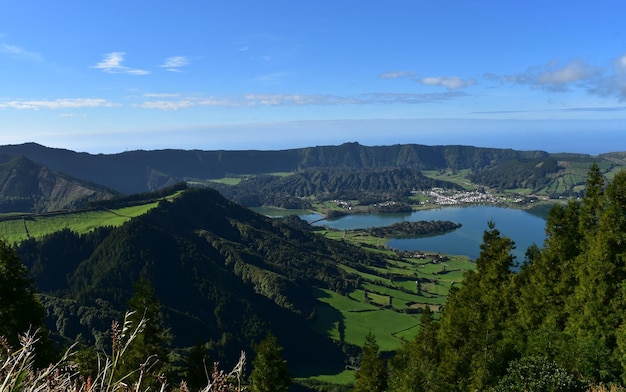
(0, 313, 248, 392)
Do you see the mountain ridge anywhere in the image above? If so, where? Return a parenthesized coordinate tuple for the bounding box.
(0, 153, 119, 213)
(0, 142, 560, 194)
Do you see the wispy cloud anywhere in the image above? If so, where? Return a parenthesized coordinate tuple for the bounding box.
(0, 98, 117, 110)
(143, 93, 181, 98)
(486, 59, 600, 92)
(92, 52, 150, 75)
(244, 93, 357, 106)
(561, 106, 626, 112)
(418, 76, 477, 90)
(378, 71, 416, 79)
(136, 91, 468, 110)
(588, 54, 626, 101)
(487, 55, 626, 101)
(0, 42, 43, 62)
(160, 56, 189, 72)
(135, 97, 240, 110)
(362, 91, 468, 103)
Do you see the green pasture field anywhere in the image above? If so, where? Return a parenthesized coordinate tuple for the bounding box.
(0, 202, 161, 244)
(304, 247, 475, 384)
(298, 369, 355, 385)
(312, 288, 422, 352)
(319, 229, 389, 248)
(205, 177, 242, 185)
(421, 169, 475, 190)
(201, 171, 295, 187)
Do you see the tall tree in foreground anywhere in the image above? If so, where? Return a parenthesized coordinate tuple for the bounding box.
(114, 278, 172, 387)
(437, 222, 518, 391)
(249, 332, 291, 392)
(388, 306, 440, 391)
(0, 239, 53, 366)
(353, 332, 387, 392)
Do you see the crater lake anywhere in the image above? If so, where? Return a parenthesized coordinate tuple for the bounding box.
(310, 205, 548, 262)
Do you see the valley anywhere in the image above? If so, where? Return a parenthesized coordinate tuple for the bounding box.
(1, 142, 625, 390)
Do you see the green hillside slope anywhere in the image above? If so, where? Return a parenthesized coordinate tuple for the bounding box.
(16, 188, 389, 371)
(0, 154, 118, 213)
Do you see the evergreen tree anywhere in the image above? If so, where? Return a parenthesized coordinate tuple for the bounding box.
(564, 170, 626, 381)
(388, 307, 440, 392)
(437, 222, 517, 390)
(115, 278, 171, 386)
(183, 342, 211, 390)
(579, 162, 604, 236)
(249, 332, 291, 392)
(0, 239, 53, 366)
(353, 332, 387, 392)
(515, 201, 582, 359)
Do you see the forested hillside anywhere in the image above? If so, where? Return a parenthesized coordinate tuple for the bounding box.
(371, 165, 626, 391)
(0, 142, 557, 194)
(212, 167, 464, 208)
(0, 154, 118, 212)
(15, 187, 388, 371)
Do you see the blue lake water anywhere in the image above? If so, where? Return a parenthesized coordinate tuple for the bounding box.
(308, 206, 547, 262)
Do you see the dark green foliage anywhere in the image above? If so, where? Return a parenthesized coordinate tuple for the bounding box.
(366, 220, 461, 238)
(489, 356, 585, 392)
(388, 307, 440, 392)
(16, 187, 365, 373)
(182, 342, 211, 390)
(436, 222, 518, 390)
(115, 278, 172, 385)
(469, 158, 564, 191)
(249, 332, 291, 392)
(390, 166, 626, 390)
(353, 332, 387, 392)
(0, 239, 53, 366)
(217, 168, 462, 208)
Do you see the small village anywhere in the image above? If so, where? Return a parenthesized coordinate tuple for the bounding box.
(415, 187, 527, 206)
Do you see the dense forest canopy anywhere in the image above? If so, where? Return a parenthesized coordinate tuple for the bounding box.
(380, 165, 626, 391)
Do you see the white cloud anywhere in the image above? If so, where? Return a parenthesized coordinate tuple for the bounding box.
(487, 59, 599, 92)
(0, 42, 43, 62)
(419, 76, 476, 90)
(92, 52, 150, 75)
(378, 71, 415, 79)
(0, 98, 117, 110)
(160, 56, 189, 72)
(244, 93, 349, 106)
(135, 97, 241, 110)
(588, 54, 626, 101)
(136, 91, 468, 110)
(536, 60, 598, 89)
(143, 93, 181, 98)
(362, 91, 468, 104)
(489, 55, 626, 100)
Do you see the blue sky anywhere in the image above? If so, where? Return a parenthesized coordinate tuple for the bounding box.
(1, 1, 625, 154)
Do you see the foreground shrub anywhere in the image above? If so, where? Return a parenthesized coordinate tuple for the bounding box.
(489, 355, 586, 392)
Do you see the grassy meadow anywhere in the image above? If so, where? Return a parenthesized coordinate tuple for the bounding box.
(312, 249, 474, 352)
(0, 190, 192, 244)
(0, 203, 160, 244)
